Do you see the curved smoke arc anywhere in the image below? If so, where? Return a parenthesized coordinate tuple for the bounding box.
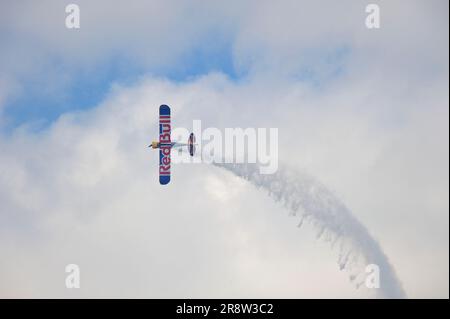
(213, 162, 406, 298)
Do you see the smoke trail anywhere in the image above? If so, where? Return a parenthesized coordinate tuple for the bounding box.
(213, 162, 406, 298)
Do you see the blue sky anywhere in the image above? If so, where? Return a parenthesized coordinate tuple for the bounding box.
(2, 38, 238, 131)
(0, 0, 358, 132)
(1, 40, 349, 131)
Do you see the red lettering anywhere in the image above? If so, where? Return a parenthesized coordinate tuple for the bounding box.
(159, 165, 170, 174)
(161, 123, 171, 134)
(161, 146, 171, 156)
(160, 133, 171, 143)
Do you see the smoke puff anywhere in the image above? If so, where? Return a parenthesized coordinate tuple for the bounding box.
(214, 162, 406, 298)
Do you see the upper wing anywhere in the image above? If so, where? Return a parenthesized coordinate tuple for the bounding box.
(159, 105, 171, 185)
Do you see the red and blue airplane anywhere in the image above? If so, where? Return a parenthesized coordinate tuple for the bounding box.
(149, 105, 196, 185)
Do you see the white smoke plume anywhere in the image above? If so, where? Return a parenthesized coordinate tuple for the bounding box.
(213, 162, 406, 298)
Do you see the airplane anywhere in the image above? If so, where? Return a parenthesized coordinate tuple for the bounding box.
(149, 104, 196, 185)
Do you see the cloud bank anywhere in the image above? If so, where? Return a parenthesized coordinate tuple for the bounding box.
(0, 0, 448, 298)
(214, 162, 406, 298)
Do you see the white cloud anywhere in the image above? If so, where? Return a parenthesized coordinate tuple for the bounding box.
(0, 0, 448, 298)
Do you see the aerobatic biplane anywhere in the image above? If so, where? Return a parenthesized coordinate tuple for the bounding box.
(149, 105, 196, 185)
